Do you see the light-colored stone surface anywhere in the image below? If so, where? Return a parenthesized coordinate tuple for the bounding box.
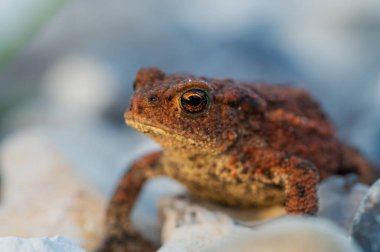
(202, 217, 362, 252)
(157, 196, 273, 252)
(159, 195, 284, 241)
(158, 196, 362, 252)
(0, 128, 106, 251)
(351, 178, 380, 252)
(318, 175, 369, 230)
(41, 55, 119, 123)
(0, 125, 186, 249)
(0, 236, 85, 252)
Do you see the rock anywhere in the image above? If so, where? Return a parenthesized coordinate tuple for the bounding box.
(158, 195, 362, 252)
(157, 195, 281, 252)
(3, 54, 121, 131)
(351, 178, 380, 252)
(0, 128, 106, 251)
(202, 217, 362, 252)
(0, 236, 84, 252)
(41, 55, 120, 123)
(318, 175, 369, 230)
(0, 126, 184, 249)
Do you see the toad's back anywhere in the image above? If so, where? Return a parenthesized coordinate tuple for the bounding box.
(251, 84, 333, 131)
(246, 83, 376, 183)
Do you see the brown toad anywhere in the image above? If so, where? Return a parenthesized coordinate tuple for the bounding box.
(98, 68, 379, 252)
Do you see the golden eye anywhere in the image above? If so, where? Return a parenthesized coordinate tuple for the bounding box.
(180, 89, 209, 114)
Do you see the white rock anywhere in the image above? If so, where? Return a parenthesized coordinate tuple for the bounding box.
(0, 125, 184, 249)
(158, 196, 362, 252)
(0, 128, 107, 251)
(157, 196, 279, 252)
(42, 54, 119, 123)
(318, 175, 369, 230)
(351, 178, 380, 252)
(0, 236, 84, 252)
(201, 217, 362, 252)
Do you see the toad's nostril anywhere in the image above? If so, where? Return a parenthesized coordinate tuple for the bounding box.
(148, 95, 159, 104)
(126, 102, 143, 115)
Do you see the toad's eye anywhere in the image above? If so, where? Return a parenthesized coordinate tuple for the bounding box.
(180, 89, 209, 114)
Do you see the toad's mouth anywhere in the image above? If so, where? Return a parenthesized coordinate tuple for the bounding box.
(126, 117, 172, 136)
(125, 116, 200, 146)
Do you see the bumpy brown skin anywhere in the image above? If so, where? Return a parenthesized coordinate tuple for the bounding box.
(97, 68, 379, 252)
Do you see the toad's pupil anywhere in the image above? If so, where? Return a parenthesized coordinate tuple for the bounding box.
(186, 95, 202, 106)
(180, 89, 208, 114)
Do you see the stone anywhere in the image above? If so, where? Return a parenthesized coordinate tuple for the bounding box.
(0, 126, 184, 249)
(201, 217, 362, 252)
(318, 175, 369, 230)
(41, 55, 119, 122)
(157, 195, 362, 252)
(0, 236, 84, 252)
(0, 128, 106, 251)
(351, 178, 380, 252)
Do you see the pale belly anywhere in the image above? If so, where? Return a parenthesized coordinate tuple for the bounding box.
(162, 158, 286, 207)
(182, 178, 285, 207)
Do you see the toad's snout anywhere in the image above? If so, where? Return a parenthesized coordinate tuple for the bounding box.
(125, 93, 161, 123)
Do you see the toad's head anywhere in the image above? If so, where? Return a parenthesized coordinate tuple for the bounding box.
(125, 68, 266, 154)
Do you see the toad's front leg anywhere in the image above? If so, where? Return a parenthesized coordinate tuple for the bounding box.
(245, 149, 319, 214)
(97, 151, 163, 252)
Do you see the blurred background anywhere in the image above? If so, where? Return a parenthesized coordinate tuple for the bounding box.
(1, 0, 380, 181)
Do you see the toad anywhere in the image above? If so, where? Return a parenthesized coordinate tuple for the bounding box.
(98, 68, 379, 252)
